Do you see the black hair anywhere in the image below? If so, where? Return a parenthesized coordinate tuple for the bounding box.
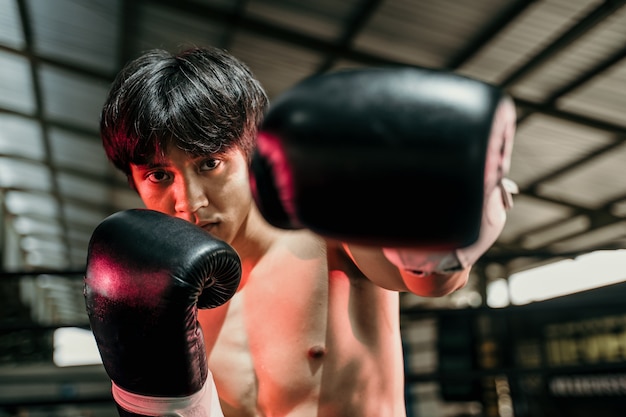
(100, 46, 269, 180)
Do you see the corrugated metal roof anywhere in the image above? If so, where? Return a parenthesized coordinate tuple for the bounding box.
(1, 0, 625, 413)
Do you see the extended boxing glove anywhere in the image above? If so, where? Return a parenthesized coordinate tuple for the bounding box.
(84, 209, 241, 416)
(250, 66, 513, 249)
(382, 96, 517, 275)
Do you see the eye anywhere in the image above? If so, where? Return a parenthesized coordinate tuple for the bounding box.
(146, 170, 171, 183)
(199, 158, 221, 171)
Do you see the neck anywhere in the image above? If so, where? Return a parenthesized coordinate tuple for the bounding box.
(230, 204, 282, 262)
(228, 205, 285, 292)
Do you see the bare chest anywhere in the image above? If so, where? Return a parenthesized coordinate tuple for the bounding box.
(198, 253, 330, 414)
(197, 247, 403, 416)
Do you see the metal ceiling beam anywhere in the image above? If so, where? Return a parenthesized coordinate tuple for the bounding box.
(523, 139, 626, 193)
(218, 0, 250, 51)
(514, 97, 626, 136)
(505, 214, 624, 254)
(117, 0, 137, 70)
(446, 0, 538, 70)
(515, 42, 626, 129)
(15, 0, 73, 268)
(141, 0, 406, 67)
(0, 43, 114, 81)
(0, 107, 99, 137)
(500, 0, 626, 87)
(315, 0, 384, 74)
(0, 186, 126, 232)
(546, 43, 626, 104)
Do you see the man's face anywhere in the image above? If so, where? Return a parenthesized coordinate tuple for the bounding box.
(129, 143, 254, 245)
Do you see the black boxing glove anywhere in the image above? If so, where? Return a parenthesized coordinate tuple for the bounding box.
(250, 66, 514, 249)
(84, 209, 241, 417)
(383, 96, 517, 275)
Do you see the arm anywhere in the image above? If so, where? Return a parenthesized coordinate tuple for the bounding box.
(379, 96, 517, 294)
(344, 174, 514, 297)
(343, 243, 469, 297)
(250, 66, 517, 294)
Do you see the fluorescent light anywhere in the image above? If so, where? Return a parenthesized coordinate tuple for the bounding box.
(487, 250, 626, 307)
(53, 327, 102, 367)
(487, 278, 510, 308)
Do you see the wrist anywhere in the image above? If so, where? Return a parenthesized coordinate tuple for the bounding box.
(382, 247, 463, 276)
(382, 178, 518, 275)
(112, 371, 223, 417)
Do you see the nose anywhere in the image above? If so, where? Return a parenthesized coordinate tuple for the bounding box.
(173, 175, 209, 222)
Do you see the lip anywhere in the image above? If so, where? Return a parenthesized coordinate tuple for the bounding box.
(198, 221, 218, 233)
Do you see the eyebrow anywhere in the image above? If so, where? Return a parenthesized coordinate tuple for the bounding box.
(132, 153, 211, 170)
(132, 160, 168, 170)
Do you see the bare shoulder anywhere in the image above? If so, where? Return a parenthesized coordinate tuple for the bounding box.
(272, 228, 326, 259)
(264, 230, 408, 292)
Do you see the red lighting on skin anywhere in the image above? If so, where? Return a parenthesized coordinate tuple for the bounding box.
(484, 98, 515, 204)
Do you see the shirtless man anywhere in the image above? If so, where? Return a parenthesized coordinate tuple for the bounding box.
(84, 46, 516, 417)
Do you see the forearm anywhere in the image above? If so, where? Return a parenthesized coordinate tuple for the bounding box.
(383, 176, 518, 296)
(398, 266, 470, 297)
(342, 243, 468, 296)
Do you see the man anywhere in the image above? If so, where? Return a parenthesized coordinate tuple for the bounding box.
(89, 46, 516, 416)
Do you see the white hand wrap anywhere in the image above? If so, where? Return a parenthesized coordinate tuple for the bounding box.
(112, 371, 223, 417)
(383, 96, 517, 276)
